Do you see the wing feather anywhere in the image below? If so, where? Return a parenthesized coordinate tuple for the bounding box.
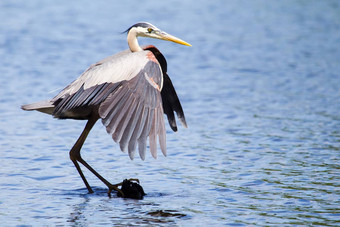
(52, 82, 121, 119)
(137, 108, 154, 160)
(106, 93, 133, 136)
(82, 83, 109, 105)
(53, 50, 149, 101)
(119, 100, 143, 156)
(113, 96, 137, 144)
(127, 106, 148, 159)
(98, 53, 166, 160)
(157, 107, 167, 156)
(149, 108, 158, 159)
(161, 73, 187, 130)
(143, 46, 187, 131)
(100, 86, 126, 121)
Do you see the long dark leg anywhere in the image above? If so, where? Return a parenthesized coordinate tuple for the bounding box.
(71, 159, 93, 193)
(69, 115, 98, 193)
(69, 114, 122, 195)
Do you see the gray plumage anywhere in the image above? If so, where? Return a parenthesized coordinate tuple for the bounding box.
(22, 22, 190, 194)
(23, 49, 167, 160)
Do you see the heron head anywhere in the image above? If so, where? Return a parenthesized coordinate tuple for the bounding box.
(125, 22, 192, 47)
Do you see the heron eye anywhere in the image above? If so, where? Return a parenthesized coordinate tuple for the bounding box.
(147, 28, 153, 33)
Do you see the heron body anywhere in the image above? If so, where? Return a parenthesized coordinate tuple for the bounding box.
(22, 22, 191, 195)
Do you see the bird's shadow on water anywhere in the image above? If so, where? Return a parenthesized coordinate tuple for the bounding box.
(58, 187, 189, 225)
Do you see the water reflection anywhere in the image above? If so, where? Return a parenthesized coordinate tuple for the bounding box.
(65, 188, 188, 226)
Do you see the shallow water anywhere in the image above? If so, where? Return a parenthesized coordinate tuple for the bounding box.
(1, 0, 340, 226)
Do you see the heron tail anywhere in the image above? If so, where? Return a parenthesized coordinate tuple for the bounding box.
(21, 100, 55, 115)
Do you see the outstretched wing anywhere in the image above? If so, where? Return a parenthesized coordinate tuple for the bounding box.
(50, 49, 166, 160)
(98, 60, 166, 160)
(23, 47, 186, 160)
(143, 45, 187, 131)
(51, 50, 150, 118)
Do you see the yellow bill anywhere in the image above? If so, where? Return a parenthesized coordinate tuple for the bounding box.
(161, 33, 192, 46)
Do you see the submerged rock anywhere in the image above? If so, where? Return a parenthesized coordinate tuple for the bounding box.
(117, 179, 146, 199)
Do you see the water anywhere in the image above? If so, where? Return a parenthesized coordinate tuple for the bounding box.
(1, 0, 339, 226)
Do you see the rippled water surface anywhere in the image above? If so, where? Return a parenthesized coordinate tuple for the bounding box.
(1, 0, 340, 226)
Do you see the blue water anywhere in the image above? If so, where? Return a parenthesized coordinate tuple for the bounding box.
(1, 0, 340, 226)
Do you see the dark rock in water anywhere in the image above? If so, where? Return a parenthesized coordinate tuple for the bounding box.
(117, 179, 146, 199)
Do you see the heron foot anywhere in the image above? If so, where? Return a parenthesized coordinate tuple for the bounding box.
(108, 179, 145, 199)
(107, 183, 123, 197)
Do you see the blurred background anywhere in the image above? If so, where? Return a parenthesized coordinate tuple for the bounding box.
(0, 0, 339, 226)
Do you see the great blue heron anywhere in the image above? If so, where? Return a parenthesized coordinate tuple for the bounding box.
(22, 22, 191, 196)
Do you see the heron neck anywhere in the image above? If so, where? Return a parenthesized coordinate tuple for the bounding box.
(127, 29, 143, 52)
